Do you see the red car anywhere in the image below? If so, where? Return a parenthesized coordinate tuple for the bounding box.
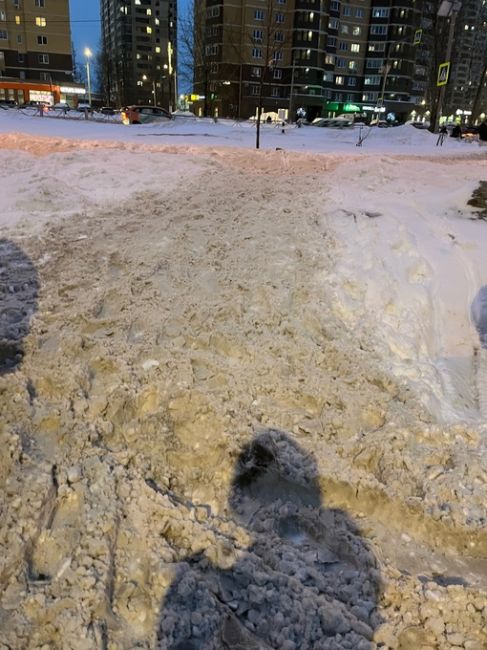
(121, 105, 172, 125)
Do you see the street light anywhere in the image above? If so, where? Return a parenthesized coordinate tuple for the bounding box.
(433, 1, 463, 132)
(84, 47, 92, 107)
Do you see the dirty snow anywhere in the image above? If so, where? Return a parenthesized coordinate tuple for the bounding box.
(0, 111, 486, 649)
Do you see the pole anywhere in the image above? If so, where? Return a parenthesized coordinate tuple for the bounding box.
(434, 6, 460, 133)
(86, 60, 92, 106)
(153, 80, 157, 105)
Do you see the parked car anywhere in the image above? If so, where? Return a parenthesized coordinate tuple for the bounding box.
(99, 106, 118, 115)
(51, 102, 70, 111)
(312, 115, 354, 128)
(0, 99, 18, 108)
(121, 105, 172, 125)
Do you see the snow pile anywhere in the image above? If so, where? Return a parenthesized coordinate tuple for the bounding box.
(0, 126, 486, 649)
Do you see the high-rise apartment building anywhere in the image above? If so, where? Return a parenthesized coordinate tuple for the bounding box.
(446, 0, 487, 118)
(193, 0, 432, 121)
(101, 0, 177, 108)
(0, 0, 73, 83)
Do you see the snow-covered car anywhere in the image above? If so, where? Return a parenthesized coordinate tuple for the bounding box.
(121, 105, 172, 125)
(312, 115, 354, 128)
(51, 103, 70, 111)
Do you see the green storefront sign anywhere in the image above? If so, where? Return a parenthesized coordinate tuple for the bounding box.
(324, 101, 363, 113)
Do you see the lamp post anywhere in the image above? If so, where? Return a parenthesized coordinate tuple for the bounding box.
(433, 0, 462, 133)
(84, 47, 92, 106)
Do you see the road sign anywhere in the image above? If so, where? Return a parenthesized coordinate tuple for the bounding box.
(437, 62, 450, 86)
(414, 29, 422, 45)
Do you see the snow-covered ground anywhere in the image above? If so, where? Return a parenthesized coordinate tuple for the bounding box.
(0, 104, 485, 154)
(1, 109, 486, 649)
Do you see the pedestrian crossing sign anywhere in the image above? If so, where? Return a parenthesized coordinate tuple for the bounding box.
(437, 62, 450, 86)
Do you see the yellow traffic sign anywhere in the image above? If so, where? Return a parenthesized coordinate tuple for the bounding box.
(437, 62, 450, 86)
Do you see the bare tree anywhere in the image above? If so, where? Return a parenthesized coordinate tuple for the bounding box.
(251, 0, 288, 149)
(180, 0, 214, 117)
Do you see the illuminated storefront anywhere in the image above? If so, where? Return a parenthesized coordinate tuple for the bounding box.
(0, 79, 85, 106)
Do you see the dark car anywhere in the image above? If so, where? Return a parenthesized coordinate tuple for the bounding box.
(121, 105, 172, 125)
(0, 99, 18, 108)
(99, 106, 118, 115)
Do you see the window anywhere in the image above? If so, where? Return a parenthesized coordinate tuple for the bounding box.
(330, 1, 339, 10)
(254, 9, 264, 20)
(250, 85, 259, 96)
(253, 29, 263, 41)
(341, 24, 349, 34)
(0, 11, 5, 21)
(0, 31, 7, 40)
(335, 76, 344, 85)
(35, 17, 47, 27)
(348, 60, 357, 71)
(370, 25, 387, 35)
(38, 53, 49, 64)
(338, 41, 348, 50)
(274, 68, 282, 79)
(368, 42, 385, 52)
(366, 59, 383, 69)
(325, 54, 334, 65)
(356, 8, 364, 18)
(17, 34, 22, 43)
(15, 15, 21, 24)
(252, 48, 262, 58)
(372, 8, 389, 18)
(327, 36, 336, 47)
(273, 51, 283, 62)
(35, 0, 45, 5)
(252, 66, 261, 77)
(328, 18, 338, 29)
(18, 52, 24, 63)
(352, 26, 361, 36)
(350, 43, 360, 52)
(37, 35, 47, 45)
(275, 13, 284, 23)
(364, 76, 381, 85)
(274, 31, 284, 42)
(271, 87, 280, 97)
(336, 57, 346, 68)
(343, 7, 352, 17)
(146, 26, 152, 34)
(347, 77, 357, 86)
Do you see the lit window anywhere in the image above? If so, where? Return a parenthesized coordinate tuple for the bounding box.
(15, 16, 21, 25)
(147, 26, 152, 34)
(35, 17, 47, 27)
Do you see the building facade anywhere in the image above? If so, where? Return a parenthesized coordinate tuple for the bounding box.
(193, 0, 432, 121)
(0, 0, 73, 85)
(101, 0, 177, 108)
(445, 0, 487, 121)
(194, 0, 472, 120)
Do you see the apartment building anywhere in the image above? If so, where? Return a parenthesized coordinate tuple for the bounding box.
(0, 0, 73, 85)
(445, 0, 487, 118)
(101, 0, 177, 108)
(194, 0, 428, 122)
